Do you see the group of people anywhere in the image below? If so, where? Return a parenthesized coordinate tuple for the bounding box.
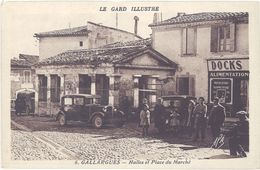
(189, 96, 226, 142)
(139, 96, 249, 157)
(139, 96, 227, 142)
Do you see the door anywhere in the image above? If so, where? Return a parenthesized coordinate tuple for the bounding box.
(81, 97, 93, 121)
(73, 97, 85, 120)
(233, 79, 249, 113)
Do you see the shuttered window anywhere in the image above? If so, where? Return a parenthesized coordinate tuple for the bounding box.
(182, 27, 197, 56)
(210, 24, 236, 52)
(176, 76, 195, 96)
(24, 71, 31, 83)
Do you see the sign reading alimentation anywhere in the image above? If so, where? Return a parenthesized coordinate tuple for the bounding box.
(210, 78, 233, 104)
(207, 58, 249, 72)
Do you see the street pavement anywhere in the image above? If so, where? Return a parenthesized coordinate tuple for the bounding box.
(11, 115, 238, 161)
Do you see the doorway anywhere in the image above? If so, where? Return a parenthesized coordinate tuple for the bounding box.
(233, 78, 249, 113)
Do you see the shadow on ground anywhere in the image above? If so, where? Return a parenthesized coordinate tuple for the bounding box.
(11, 113, 230, 150)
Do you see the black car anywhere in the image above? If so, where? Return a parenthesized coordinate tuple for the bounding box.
(56, 94, 126, 128)
(155, 95, 197, 132)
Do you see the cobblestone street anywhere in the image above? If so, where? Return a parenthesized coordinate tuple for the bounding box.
(11, 115, 235, 161)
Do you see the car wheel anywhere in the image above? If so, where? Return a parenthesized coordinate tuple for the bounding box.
(92, 115, 103, 128)
(58, 114, 66, 126)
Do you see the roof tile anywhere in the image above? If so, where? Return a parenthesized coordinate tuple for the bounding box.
(36, 38, 151, 66)
(149, 12, 248, 26)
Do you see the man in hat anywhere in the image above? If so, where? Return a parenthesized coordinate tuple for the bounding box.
(154, 98, 166, 132)
(193, 97, 207, 142)
(208, 97, 226, 140)
(228, 111, 249, 157)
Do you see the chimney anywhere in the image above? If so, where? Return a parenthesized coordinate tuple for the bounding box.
(177, 12, 186, 17)
(134, 16, 139, 35)
(153, 13, 162, 24)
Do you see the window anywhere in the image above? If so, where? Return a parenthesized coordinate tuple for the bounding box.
(79, 41, 83, 47)
(64, 97, 73, 105)
(79, 74, 91, 94)
(177, 77, 189, 95)
(24, 71, 31, 83)
(219, 25, 231, 51)
(210, 24, 236, 52)
(74, 97, 84, 105)
(85, 98, 93, 105)
(182, 27, 197, 56)
(176, 76, 195, 96)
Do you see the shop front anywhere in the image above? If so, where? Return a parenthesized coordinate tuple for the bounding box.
(207, 58, 249, 116)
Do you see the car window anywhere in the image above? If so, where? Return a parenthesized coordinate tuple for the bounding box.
(74, 97, 84, 105)
(64, 97, 73, 105)
(163, 100, 182, 108)
(85, 98, 93, 104)
(95, 98, 101, 104)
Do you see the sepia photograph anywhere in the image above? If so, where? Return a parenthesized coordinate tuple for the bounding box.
(1, 1, 260, 169)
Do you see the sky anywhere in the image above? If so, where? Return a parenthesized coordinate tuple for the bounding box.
(2, 2, 177, 59)
(3, 1, 254, 59)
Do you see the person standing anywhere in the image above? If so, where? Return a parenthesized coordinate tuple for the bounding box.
(186, 100, 196, 137)
(140, 104, 151, 137)
(228, 111, 249, 157)
(120, 96, 131, 120)
(192, 97, 207, 142)
(209, 97, 226, 140)
(153, 98, 165, 131)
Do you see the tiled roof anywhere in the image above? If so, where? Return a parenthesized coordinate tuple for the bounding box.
(34, 26, 90, 37)
(34, 21, 143, 39)
(11, 54, 39, 68)
(149, 12, 248, 26)
(36, 38, 153, 66)
(36, 46, 148, 66)
(19, 54, 39, 64)
(102, 38, 151, 48)
(11, 59, 31, 68)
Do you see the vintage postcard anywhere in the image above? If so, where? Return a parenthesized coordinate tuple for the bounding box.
(1, 1, 260, 169)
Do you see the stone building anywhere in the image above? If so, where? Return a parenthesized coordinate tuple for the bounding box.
(149, 12, 249, 114)
(34, 21, 143, 61)
(34, 39, 177, 115)
(10, 54, 39, 112)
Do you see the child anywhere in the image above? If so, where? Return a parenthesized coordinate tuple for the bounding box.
(170, 107, 180, 133)
(140, 105, 151, 137)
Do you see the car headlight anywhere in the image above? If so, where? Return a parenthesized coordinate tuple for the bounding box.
(64, 107, 69, 112)
(103, 107, 107, 112)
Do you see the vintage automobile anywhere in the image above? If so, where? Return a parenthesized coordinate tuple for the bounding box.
(154, 95, 197, 133)
(56, 94, 126, 128)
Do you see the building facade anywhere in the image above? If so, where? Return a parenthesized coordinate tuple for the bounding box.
(149, 12, 249, 114)
(35, 21, 143, 61)
(10, 54, 39, 112)
(34, 39, 177, 115)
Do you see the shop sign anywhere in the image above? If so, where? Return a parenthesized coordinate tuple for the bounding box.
(209, 78, 233, 104)
(209, 71, 249, 78)
(207, 58, 248, 72)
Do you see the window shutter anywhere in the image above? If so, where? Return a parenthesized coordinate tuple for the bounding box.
(181, 28, 187, 55)
(229, 23, 236, 52)
(189, 76, 195, 96)
(210, 26, 219, 52)
(176, 77, 180, 94)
